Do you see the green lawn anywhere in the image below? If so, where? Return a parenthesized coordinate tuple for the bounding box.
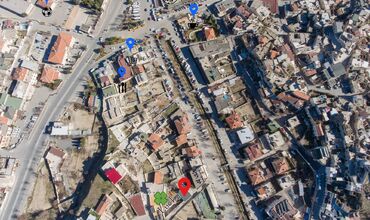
(162, 103, 179, 117)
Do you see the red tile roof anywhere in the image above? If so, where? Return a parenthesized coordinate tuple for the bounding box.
(129, 194, 146, 216)
(204, 27, 216, 41)
(292, 91, 310, 101)
(12, 67, 28, 81)
(225, 111, 243, 129)
(270, 50, 279, 59)
(95, 194, 112, 216)
(176, 134, 187, 146)
(244, 143, 263, 161)
(0, 116, 9, 125)
(48, 32, 73, 64)
(148, 133, 164, 151)
(40, 66, 59, 83)
(153, 171, 163, 184)
(248, 166, 267, 185)
(117, 55, 132, 80)
(262, 0, 279, 14)
(48, 146, 65, 159)
(104, 168, 122, 184)
(271, 157, 290, 175)
(316, 123, 324, 137)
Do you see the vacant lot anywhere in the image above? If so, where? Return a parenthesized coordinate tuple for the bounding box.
(80, 174, 115, 210)
(26, 161, 54, 213)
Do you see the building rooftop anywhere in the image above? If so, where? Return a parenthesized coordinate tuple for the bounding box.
(11, 67, 28, 81)
(204, 27, 216, 41)
(153, 171, 163, 184)
(104, 168, 123, 185)
(95, 194, 112, 216)
(40, 66, 59, 83)
(48, 32, 73, 64)
(243, 143, 264, 161)
(0, 93, 22, 110)
(129, 194, 146, 216)
(148, 133, 164, 151)
(185, 145, 202, 158)
(236, 125, 255, 144)
(271, 157, 290, 175)
(247, 164, 273, 186)
(265, 197, 298, 220)
(189, 38, 230, 59)
(176, 134, 187, 146)
(226, 111, 243, 129)
(117, 54, 132, 80)
(174, 115, 191, 135)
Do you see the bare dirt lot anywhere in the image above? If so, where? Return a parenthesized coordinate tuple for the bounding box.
(175, 201, 199, 220)
(26, 161, 54, 213)
(59, 135, 99, 200)
(59, 104, 95, 131)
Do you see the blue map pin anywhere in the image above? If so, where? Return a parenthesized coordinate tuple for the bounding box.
(189, 3, 198, 17)
(45, 0, 48, 5)
(126, 38, 136, 51)
(117, 66, 126, 77)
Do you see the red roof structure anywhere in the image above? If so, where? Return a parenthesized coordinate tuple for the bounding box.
(48, 32, 73, 64)
(40, 66, 59, 83)
(176, 134, 187, 146)
(244, 143, 264, 161)
(104, 168, 122, 184)
(204, 27, 216, 41)
(271, 157, 290, 175)
(129, 194, 146, 216)
(12, 67, 28, 81)
(225, 111, 243, 129)
(153, 171, 163, 184)
(148, 133, 164, 151)
(262, 0, 279, 14)
(292, 91, 310, 101)
(117, 55, 132, 80)
(95, 194, 112, 216)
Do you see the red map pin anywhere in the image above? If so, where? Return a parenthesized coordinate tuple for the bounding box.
(178, 177, 191, 196)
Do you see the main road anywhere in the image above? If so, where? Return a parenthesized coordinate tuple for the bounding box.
(0, 0, 123, 219)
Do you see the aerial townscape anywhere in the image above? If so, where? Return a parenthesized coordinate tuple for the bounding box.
(0, 0, 369, 220)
